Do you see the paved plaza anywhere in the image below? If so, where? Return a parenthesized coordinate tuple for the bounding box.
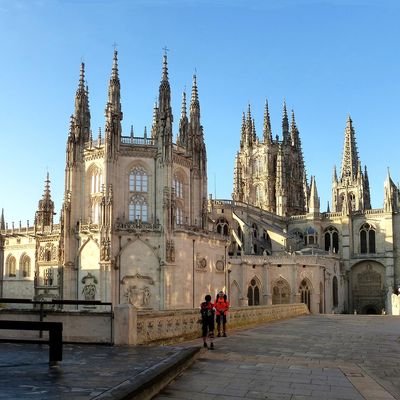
(1, 315, 400, 399)
(156, 315, 400, 400)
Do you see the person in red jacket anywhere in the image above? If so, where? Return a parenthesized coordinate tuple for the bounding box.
(215, 291, 229, 337)
(200, 294, 215, 349)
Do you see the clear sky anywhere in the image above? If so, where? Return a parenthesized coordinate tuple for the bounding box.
(1, 0, 399, 225)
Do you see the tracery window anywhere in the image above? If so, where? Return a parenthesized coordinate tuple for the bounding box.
(7, 256, 16, 277)
(173, 176, 184, 199)
(91, 169, 103, 194)
(88, 166, 103, 223)
(129, 195, 148, 222)
(360, 223, 376, 254)
(129, 167, 148, 193)
(299, 279, 311, 311)
(216, 218, 229, 236)
(324, 226, 339, 253)
(247, 278, 260, 306)
(272, 278, 290, 304)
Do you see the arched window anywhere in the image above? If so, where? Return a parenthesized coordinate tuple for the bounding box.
(129, 195, 148, 222)
(21, 255, 31, 278)
(272, 278, 290, 304)
(299, 279, 311, 311)
(252, 223, 258, 238)
(324, 226, 339, 253)
(216, 218, 229, 236)
(91, 199, 100, 224)
(173, 176, 184, 199)
(349, 192, 356, 211)
(88, 166, 103, 224)
(176, 207, 184, 225)
(90, 167, 103, 194)
(332, 276, 338, 307)
(129, 167, 148, 193)
(360, 223, 376, 254)
(7, 256, 16, 277)
(247, 278, 260, 306)
(304, 227, 318, 246)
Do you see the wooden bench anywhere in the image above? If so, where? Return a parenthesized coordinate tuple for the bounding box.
(0, 320, 63, 366)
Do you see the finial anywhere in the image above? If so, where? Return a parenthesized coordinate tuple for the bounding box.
(98, 127, 102, 145)
(144, 126, 147, 139)
(130, 125, 134, 137)
(161, 47, 169, 81)
(78, 62, 85, 91)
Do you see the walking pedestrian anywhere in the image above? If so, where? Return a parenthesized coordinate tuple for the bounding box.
(215, 291, 229, 337)
(200, 294, 215, 349)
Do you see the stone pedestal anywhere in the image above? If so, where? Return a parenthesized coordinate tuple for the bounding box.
(114, 304, 137, 345)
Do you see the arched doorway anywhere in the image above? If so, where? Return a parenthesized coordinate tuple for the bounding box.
(351, 262, 385, 314)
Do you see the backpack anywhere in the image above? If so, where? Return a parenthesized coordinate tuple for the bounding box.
(200, 302, 214, 318)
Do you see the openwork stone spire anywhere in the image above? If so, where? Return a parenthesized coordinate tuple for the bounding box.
(340, 115, 359, 182)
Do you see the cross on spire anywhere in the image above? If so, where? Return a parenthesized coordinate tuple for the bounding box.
(162, 46, 169, 56)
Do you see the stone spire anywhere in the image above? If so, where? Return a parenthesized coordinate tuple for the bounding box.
(105, 50, 122, 119)
(190, 74, 200, 124)
(35, 172, 55, 228)
(157, 52, 173, 161)
(159, 53, 171, 116)
(263, 99, 272, 144)
(282, 101, 289, 142)
(308, 176, 320, 214)
(340, 115, 359, 182)
(177, 91, 189, 148)
(73, 62, 91, 144)
(290, 110, 299, 147)
(104, 50, 123, 158)
(0, 208, 5, 230)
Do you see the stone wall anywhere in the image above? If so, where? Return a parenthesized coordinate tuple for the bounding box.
(0, 303, 308, 345)
(120, 303, 309, 345)
(0, 309, 113, 343)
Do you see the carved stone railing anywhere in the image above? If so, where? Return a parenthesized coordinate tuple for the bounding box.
(131, 303, 309, 345)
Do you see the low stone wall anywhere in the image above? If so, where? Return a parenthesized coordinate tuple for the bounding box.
(125, 303, 309, 345)
(0, 310, 113, 343)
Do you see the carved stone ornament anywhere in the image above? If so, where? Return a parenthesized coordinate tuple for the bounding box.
(215, 259, 224, 272)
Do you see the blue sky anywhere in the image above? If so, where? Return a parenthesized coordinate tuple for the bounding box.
(0, 0, 399, 225)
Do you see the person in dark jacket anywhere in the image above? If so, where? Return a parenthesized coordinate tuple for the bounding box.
(200, 294, 215, 349)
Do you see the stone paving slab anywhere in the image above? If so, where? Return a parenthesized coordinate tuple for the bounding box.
(1, 315, 400, 400)
(0, 342, 200, 400)
(155, 315, 400, 400)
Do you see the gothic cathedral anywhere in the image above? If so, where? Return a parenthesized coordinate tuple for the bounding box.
(1, 51, 399, 314)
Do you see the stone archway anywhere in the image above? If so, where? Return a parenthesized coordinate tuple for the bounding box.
(351, 262, 386, 314)
(272, 278, 291, 305)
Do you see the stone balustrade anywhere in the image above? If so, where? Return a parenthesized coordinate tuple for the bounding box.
(114, 303, 309, 345)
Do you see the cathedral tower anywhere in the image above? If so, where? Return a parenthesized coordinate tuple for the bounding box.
(332, 116, 371, 212)
(233, 101, 308, 216)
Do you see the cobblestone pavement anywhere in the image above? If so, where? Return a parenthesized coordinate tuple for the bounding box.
(155, 315, 400, 400)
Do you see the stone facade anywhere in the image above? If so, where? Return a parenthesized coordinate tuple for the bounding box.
(1, 51, 399, 314)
